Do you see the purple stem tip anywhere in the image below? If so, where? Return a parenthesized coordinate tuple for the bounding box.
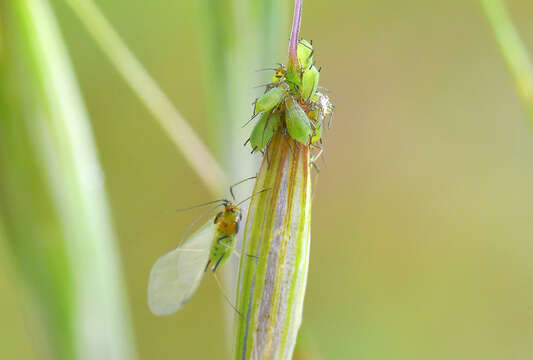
(288, 0, 303, 66)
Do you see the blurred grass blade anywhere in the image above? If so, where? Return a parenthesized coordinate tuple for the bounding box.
(196, 0, 286, 352)
(2, 0, 136, 359)
(64, 0, 226, 196)
(482, 0, 533, 121)
(235, 133, 312, 360)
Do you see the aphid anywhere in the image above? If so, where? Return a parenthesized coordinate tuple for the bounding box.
(249, 112, 281, 153)
(285, 96, 312, 144)
(254, 82, 290, 114)
(300, 65, 320, 102)
(147, 181, 264, 316)
(297, 39, 314, 70)
(307, 91, 333, 143)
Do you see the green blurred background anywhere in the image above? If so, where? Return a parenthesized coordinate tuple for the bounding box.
(3, 0, 533, 359)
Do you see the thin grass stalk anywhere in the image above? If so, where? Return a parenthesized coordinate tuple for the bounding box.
(64, 0, 226, 196)
(481, 0, 533, 122)
(2, 0, 136, 359)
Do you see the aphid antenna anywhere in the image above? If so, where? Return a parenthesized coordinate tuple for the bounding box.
(253, 82, 278, 89)
(212, 272, 243, 318)
(174, 199, 227, 212)
(236, 188, 271, 207)
(230, 176, 257, 201)
(255, 67, 278, 72)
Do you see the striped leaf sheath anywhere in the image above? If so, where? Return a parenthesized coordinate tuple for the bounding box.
(234, 132, 312, 360)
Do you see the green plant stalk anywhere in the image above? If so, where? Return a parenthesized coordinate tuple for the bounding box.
(2, 0, 136, 359)
(234, 133, 312, 360)
(482, 0, 533, 122)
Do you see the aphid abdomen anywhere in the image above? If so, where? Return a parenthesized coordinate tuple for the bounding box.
(285, 97, 312, 144)
(297, 39, 314, 69)
(255, 83, 289, 114)
(301, 65, 320, 101)
(249, 112, 281, 153)
(209, 231, 235, 271)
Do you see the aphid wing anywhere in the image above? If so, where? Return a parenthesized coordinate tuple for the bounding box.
(148, 221, 215, 315)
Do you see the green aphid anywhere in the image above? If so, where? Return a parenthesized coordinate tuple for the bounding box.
(249, 112, 281, 153)
(297, 39, 314, 70)
(308, 91, 333, 143)
(285, 96, 312, 144)
(300, 65, 320, 102)
(255, 82, 289, 114)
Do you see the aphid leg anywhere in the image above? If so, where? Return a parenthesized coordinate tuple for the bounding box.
(217, 235, 230, 244)
(293, 141, 301, 151)
(310, 143, 324, 171)
(212, 272, 242, 318)
(311, 170, 320, 201)
(310, 143, 323, 161)
(283, 135, 296, 159)
(307, 50, 314, 63)
(213, 253, 225, 272)
(243, 138, 251, 146)
(213, 211, 223, 224)
(328, 112, 333, 129)
(204, 259, 211, 273)
(265, 138, 272, 168)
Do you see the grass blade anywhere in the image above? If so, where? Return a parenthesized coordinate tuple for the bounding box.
(481, 0, 533, 121)
(1, 0, 137, 358)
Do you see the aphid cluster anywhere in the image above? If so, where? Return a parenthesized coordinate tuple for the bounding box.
(247, 39, 333, 161)
(148, 41, 334, 318)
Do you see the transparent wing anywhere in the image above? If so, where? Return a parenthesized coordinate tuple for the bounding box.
(148, 221, 215, 315)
